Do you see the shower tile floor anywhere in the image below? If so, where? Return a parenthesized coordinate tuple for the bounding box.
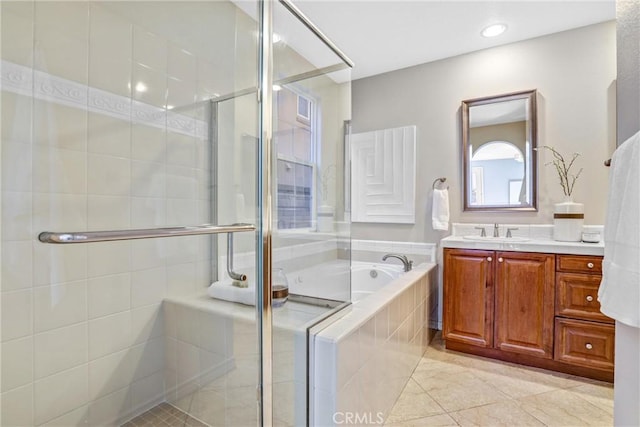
(121, 403, 208, 427)
(385, 333, 614, 426)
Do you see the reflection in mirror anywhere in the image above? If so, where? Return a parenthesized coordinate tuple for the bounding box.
(462, 90, 537, 211)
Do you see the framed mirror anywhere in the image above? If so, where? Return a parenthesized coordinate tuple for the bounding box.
(462, 89, 537, 211)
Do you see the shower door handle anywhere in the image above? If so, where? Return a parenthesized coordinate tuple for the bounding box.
(38, 223, 255, 244)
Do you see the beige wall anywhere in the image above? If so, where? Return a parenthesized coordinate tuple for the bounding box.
(352, 21, 617, 243)
(616, 1, 640, 144)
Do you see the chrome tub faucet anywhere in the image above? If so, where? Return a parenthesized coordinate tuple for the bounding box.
(382, 253, 413, 272)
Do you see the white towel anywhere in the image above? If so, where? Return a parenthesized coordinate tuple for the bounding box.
(207, 280, 255, 306)
(432, 188, 450, 231)
(598, 131, 640, 328)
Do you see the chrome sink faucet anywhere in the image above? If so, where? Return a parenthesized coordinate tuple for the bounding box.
(493, 223, 500, 238)
(382, 253, 413, 272)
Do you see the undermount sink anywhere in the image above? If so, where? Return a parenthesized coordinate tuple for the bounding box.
(462, 236, 530, 242)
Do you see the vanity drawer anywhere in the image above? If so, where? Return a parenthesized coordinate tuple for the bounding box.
(557, 255, 602, 274)
(555, 318, 614, 371)
(556, 273, 612, 323)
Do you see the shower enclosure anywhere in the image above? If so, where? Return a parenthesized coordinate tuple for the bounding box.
(0, 1, 352, 425)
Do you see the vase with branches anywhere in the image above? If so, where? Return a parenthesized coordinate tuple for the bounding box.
(537, 145, 583, 198)
(537, 145, 585, 242)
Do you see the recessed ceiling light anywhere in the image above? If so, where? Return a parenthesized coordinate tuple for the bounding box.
(273, 84, 282, 91)
(481, 23, 507, 38)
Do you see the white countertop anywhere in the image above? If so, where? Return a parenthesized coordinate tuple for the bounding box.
(441, 235, 604, 256)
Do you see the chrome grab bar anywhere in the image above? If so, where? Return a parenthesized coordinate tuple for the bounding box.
(38, 223, 256, 244)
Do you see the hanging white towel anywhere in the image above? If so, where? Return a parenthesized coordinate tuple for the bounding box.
(598, 131, 640, 328)
(432, 188, 450, 231)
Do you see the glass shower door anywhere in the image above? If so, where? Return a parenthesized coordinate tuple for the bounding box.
(0, 1, 264, 426)
(1, 1, 353, 425)
(266, 1, 354, 425)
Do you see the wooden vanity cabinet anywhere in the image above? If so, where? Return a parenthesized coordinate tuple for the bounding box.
(494, 252, 555, 359)
(443, 249, 494, 348)
(444, 249, 613, 381)
(554, 254, 614, 374)
(444, 249, 555, 357)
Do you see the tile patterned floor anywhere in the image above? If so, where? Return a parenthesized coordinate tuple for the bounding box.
(384, 334, 614, 426)
(123, 334, 613, 427)
(121, 402, 209, 427)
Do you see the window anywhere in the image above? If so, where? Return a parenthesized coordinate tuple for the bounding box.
(275, 87, 317, 229)
(297, 94, 311, 124)
(276, 159, 313, 229)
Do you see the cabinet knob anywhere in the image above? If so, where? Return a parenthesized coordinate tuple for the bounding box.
(586, 295, 594, 302)
(585, 343, 593, 350)
(587, 262, 594, 269)
(498, 257, 504, 263)
(487, 257, 492, 262)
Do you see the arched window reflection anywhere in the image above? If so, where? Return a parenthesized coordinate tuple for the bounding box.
(470, 141, 525, 206)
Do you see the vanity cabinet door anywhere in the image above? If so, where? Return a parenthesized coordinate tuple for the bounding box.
(443, 249, 494, 348)
(494, 252, 555, 359)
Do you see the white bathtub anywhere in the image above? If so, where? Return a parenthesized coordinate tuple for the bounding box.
(350, 261, 404, 301)
(310, 262, 437, 425)
(288, 260, 404, 302)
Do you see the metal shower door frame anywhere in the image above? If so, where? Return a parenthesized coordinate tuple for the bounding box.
(257, 1, 353, 425)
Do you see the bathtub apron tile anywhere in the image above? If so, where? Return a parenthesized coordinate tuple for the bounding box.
(336, 330, 361, 390)
(312, 335, 337, 393)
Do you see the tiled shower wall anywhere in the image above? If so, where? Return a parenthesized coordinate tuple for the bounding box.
(0, 3, 250, 425)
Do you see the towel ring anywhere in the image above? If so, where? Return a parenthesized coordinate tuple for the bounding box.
(432, 177, 448, 190)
